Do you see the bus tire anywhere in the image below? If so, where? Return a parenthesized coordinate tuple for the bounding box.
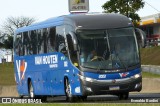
(80, 95, 87, 101)
(19, 95, 23, 99)
(41, 96, 47, 102)
(28, 81, 35, 99)
(118, 92, 129, 100)
(65, 78, 73, 102)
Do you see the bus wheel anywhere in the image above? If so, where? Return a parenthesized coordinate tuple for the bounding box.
(65, 79, 73, 102)
(80, 95, 87, 101)
(41, 96, 47, 102)
(19, 95, 23, 99)
(118, 92, 129, 100)
(29, 81, 35, 98)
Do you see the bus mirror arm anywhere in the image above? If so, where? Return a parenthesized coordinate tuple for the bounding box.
(69, 32, 78, 51)
(135, 28, 146, 48)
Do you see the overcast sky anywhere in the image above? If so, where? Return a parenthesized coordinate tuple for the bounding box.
(0, 0, 160, 26)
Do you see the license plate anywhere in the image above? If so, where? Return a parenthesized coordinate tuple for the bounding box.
(109, 86, 120, 90)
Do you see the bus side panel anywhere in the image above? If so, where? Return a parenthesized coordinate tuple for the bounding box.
(14, 52, 82, 96)
(70, 67, 82, 96)
(14, 55, 27, 96)
(49, 69, 65, 95)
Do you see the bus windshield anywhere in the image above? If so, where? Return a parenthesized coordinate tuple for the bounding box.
(77, 27, 140, 70)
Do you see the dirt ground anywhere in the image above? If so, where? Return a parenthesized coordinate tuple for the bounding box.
(0, 78, 159, 97)
(0, 86, 18, 97)
(141, 78, 160, 93)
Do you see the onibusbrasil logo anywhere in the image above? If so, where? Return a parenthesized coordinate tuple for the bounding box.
(16, 60, 27, 81)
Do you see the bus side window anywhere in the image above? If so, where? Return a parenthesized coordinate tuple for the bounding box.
(43, 28, 48, 53)
(57, 34, 67, 55)
(30, 30, 38, 54)
(23, 32, 29, 55)
(37, 29, 43, 54)
(19, 33, 23, 56)
(28, 31, 34, 55)
(15, 33, 23, 56)
(56, 26, 68, 57)
(48, 27, 56, 53)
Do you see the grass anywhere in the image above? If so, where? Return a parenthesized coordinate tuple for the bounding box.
(142, 71, 160, 78)
(0, 62, 16, 85)
(140, 46, 160, 65)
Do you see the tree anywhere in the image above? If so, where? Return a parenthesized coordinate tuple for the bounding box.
(1, 16, 36, 48)
(3, 35, 13, 49)
(102, 0, 145, 25)
(2, 16, 36, 35)
(0, 42, 3, 47)
(0, 16, 36, 62)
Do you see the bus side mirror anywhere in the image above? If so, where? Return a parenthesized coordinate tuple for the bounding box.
(68, 32, 78, 51)
(60, 46, 67, 55)
(135, 28, 146, 48)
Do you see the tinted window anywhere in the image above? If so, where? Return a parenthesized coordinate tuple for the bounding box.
(23, 32, 29, 55)
(30, 30, 37, 54)
(15, 26, 63, 56)
(37, 29, 43, 54)
(43, 28, 48, 53)
(48, 27, 56, 52)
(56, 26, 66, 52)
(15, 33, 22, 56)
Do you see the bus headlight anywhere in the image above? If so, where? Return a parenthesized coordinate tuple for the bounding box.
(79, 75, 93, 82)
(134, 73, 141, 79)
(85, 77, 93, 82)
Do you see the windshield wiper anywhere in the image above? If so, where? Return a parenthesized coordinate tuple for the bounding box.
(82, 65, 97, 70)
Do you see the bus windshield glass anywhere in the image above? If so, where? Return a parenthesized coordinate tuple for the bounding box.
(77, 27, 140, 70)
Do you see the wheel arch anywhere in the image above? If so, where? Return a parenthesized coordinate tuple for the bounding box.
(27, 77, 32, 94)
(64, 76, 69, 94)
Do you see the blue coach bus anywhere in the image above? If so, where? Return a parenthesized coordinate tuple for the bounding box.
(14, 13, 145, 101)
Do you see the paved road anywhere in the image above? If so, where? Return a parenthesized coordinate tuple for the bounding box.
(46, 93, 160, 103)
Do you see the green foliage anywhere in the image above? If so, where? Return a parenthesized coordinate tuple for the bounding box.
(102, 0, 145, 25)
(0, 42, 4, 48)
(3, 35, 13, 49)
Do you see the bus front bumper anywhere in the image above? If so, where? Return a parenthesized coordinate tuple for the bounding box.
(80, 75, 142, 95)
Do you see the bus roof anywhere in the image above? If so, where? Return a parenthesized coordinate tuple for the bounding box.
(15, 13, 133, 34)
